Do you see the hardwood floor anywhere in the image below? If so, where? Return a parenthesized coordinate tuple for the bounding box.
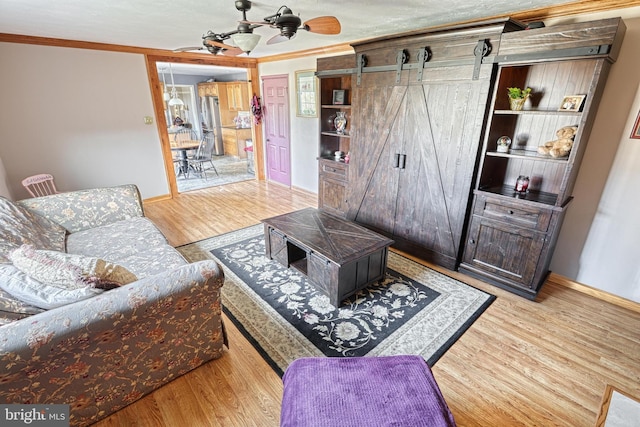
(96, 180, 640, 427)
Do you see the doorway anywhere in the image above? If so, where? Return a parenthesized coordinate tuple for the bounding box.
(262, 75, 291, 187)
(152, 60, 261, 195)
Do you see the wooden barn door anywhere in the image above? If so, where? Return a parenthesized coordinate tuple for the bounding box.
(348, 64, 492, 267)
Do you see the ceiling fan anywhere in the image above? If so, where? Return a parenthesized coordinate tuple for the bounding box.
(175, 0, 341, 55)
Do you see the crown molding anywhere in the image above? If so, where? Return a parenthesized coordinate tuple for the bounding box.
(257, 43, 354, 63)
(0, 33, 258, 68)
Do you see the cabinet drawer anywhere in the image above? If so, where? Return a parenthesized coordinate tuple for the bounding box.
(475, 196, 551, 231)
(319, 160, 348, 182)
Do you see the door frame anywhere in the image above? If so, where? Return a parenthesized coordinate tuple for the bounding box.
(261, 73, 291, 186)
(145, 54, 264, 198)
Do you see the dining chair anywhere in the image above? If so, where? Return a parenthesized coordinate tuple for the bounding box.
(21, 174, 59, 197)
(170, 127, 201, 178)
(189, 135, 219, 179)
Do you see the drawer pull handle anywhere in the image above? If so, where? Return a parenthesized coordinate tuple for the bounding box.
(508, 210, 514, 215)
(469, 239, 476, 245)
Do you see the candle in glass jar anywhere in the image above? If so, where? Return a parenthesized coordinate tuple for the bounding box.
(515, 176, 530, 192)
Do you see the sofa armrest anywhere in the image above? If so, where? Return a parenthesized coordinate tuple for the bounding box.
(0, 259, 225, 426)
(17, 184, 144, 233)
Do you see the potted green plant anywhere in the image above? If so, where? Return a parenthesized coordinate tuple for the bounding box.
(507, 87, 532, 111)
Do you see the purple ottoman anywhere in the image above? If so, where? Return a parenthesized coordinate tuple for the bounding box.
(280, 355, 457, 427)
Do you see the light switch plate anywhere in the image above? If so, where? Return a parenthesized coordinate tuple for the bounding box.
(144, 116, 153, 125)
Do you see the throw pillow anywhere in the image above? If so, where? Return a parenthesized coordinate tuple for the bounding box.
(3, 246, 138, 309)
(0, 196, 67, 263)
(0, 263, 98, 309)
(0, 277, 45, 326)
(0, 282, 44, 315)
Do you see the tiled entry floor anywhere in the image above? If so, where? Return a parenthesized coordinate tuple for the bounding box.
(176, 156, 254, 193)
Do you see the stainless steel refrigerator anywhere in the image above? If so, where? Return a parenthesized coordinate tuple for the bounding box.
(200, 96, 224, 156)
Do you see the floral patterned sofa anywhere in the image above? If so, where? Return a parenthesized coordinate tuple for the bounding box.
(0, 184, 226, 426)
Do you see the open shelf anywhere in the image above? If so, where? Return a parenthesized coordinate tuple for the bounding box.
(494, 109, 582, 116)
(319, 156, 348, 163)
(479, 185, 559, 206)
(486, 149, 569, 163)
(321, 131, 351, 138)
(290, 258, 308, 275)
(322, 104, 352, 109)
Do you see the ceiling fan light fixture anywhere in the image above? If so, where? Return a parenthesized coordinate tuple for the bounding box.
(275, 8, 302, 39)
(231, 32, 261, 53)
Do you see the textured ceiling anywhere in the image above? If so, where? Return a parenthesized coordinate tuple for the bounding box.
(2, 0, 579, 58)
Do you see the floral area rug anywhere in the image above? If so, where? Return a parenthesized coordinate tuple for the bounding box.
(177, 224, 495, 376)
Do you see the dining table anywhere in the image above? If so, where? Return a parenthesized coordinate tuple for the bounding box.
(170, 141, 200, 178)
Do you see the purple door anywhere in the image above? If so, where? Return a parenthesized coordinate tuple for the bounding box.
(262, 75, 291, 186)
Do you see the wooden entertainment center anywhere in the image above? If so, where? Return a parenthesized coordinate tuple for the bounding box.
(316, 17, 626, 299)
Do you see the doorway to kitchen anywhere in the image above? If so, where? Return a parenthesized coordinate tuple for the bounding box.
(152, 59, 260, 196)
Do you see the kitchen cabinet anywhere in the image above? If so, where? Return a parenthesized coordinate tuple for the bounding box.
(197, 82, 219, 97)
(225, 82, 250, 111)
(459, 18, 626, 298)
(221, 127, 252, 158)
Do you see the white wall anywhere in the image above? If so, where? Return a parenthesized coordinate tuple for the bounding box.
(259, 56, 323, 193)
(575, 86, 640, 301)
(546, 9, 640, 302)
(0, 43, 168, 200)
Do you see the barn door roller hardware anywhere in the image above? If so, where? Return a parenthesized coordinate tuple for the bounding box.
(473, 39, 491, 80)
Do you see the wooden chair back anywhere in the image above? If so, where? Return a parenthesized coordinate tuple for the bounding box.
(21, 174, 58, 197)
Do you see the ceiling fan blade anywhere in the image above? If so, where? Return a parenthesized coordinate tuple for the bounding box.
(204, 39, 244, 56)
(173, 46, 205, 52)
(220, 47, 244, 56)
(303, 16, 341, 35)
(267, 33, 293, 45)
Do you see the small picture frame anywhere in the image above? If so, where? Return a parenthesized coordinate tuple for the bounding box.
(558, 95, 586, 112)
(332, 90, 346, 105)
(295, 70, 318, 118)
(630, 110, 640, 140)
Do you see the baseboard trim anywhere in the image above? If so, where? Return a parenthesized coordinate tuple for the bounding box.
(143, 194, 172, 204)
(548, 272, 640, 314)
(290, 185, 318, 199)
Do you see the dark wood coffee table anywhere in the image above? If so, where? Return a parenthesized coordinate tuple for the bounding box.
(262, 208, 394, 306)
